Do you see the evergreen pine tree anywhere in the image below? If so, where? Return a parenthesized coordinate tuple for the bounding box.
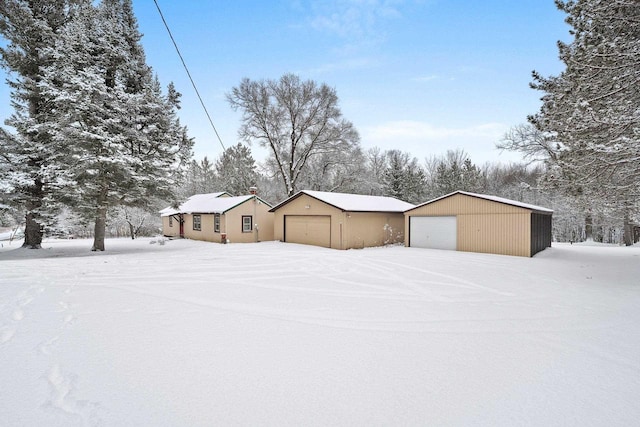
(432, 150, 485, 196)
(530, 0, 640, 245)
(382, 150, 425, 204)
(215, 143, 258, 196)
(38, 0, 192, 251)
(0, 0, 83, 248)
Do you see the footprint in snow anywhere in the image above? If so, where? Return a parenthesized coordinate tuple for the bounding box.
(56, 301, 69, 313)
(0, 326, 15, 344)
(39, 336, 60, 356)
(45, 364, 103, 424)
(11, 308, 24, 321)
(64, 314, 75, 325)
(46, 364, 78, 415)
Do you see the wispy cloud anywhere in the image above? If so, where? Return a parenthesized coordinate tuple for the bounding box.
(302, 0, 404, 45)
(307, 57, 381, 75)
(412, 74, 440, 83)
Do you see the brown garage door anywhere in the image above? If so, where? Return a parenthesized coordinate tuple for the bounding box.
(284, 215, 331, 248)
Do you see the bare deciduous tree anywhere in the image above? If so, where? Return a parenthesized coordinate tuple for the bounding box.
(227, 73, 360, 197)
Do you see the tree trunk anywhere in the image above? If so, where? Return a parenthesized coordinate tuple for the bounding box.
(92, 206, 107, 251)
(128, 222, 135, 240)
(22, 179, 44, 249)
(584, 212, 593, 242)
(623, 211, 633, 247)
(23, 210, 43, 249)
(91, 182, 108, 251)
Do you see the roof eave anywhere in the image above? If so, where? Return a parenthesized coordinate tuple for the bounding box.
(405, 190, 553, 214)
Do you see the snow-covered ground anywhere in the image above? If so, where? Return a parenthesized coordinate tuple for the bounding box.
(1, 237, 639, 426)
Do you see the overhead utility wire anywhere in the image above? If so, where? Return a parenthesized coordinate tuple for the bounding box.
(152, 0, 225, 151)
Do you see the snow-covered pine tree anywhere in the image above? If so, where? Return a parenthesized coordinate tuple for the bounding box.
(0, 0, 82, 248)
(38, 0, 192, 251)
(382, 149, 425, 204)
(430, 149, 485, 197)
(197, 156, 218, 193)
(180, 156, 218, 197)
(215, 143, 258, 196)
(530, 0, 640, 245)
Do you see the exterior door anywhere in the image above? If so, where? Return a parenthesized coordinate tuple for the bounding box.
(409, 216, 457, 250)
(284, 215, 331, 248)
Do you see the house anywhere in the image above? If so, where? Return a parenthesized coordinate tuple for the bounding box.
(160, 192, 230, 239)
(269, 190, 414, 249)
(404, 191, 553, 257)
(161, 191, 274, 243)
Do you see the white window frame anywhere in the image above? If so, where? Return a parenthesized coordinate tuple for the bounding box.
(193, 214, 201, 231)
(214, 214, 220, 233)
(242, 215, 252, 233)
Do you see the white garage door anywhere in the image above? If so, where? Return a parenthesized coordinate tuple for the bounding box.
(285, 215, 331, 248)
(410, 216, 457, 250)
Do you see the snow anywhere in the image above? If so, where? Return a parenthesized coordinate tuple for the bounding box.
(277, 190, 415, 212)
(1, 238, 639, 426)
(160, 193, 264, 216)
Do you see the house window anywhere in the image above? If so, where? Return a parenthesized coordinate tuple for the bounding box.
(214, 214, 220, 233)
(242, 215, 252, 233)
(193, 215, 201, 231)
(169, 216, 173, 227)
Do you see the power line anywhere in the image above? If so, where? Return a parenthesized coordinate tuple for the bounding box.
(152, 0, 225, 151)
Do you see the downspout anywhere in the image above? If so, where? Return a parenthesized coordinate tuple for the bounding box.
(251, 186, 258, 242)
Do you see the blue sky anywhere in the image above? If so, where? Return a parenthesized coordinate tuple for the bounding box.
(0, 0, 570, 165)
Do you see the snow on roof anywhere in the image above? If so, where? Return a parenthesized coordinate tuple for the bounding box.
(161, 193, 269, 216)
(411, 191, 553, 213)
(160, 192, 229, 216)
(159, 207, 178, 216)
(271, 190, 415, 212)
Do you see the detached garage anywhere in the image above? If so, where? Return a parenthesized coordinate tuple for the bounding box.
(270, 190, 415, 249)
(405, 191, 553, 257)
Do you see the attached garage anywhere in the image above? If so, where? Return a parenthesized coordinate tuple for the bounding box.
(270, 190, 414, 250)
(405, 191, 553, 257)
(284, 215, 331, 248)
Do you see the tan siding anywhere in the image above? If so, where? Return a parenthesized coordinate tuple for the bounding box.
(182, 214, 212, 241)
(272, 194, 405, 250)
(182, 214, 216, 242)
(272, 194, 344, 249)
(223, 198, 274, 243)
(458, 213, 531, 257)
(345, 212, 405, 249)
(256, 201, 275, 242)
(161, 216, 180, 238)
(180, 198, 274, 244)
(404, 193, 534, 257)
